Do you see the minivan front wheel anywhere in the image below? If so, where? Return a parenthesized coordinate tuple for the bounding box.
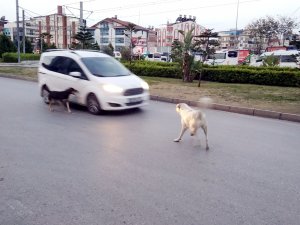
(87, 94, 102, 115)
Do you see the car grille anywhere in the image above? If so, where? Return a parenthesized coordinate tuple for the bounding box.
(123, 88, 144, 96)
(126, 101, 143, 106)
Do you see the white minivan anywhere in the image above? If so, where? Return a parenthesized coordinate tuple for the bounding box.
(250, 50, 300, 68)
(38, 50, 150, 114)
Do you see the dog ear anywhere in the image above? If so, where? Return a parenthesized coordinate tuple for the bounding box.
(176, 104, 181, 109)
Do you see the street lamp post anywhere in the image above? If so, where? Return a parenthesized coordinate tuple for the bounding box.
(235, 0, 240, 49)
(16, 0, 20, 63)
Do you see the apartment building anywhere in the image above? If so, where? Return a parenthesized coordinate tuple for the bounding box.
(4, 6, 80, 50)
(91, 16, 153, 54)
(0, 16, 8, 34)
(156, 15, 206, 53)
(217, 29, 286, 53)
(32, 6, 80, 49)
(5, 20, 37, 45)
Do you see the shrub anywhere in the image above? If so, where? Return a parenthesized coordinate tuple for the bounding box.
(122, 61, 300, 87)
(2, 52, 40, 62)
(201, 67, 300, 87)
(123, 61, 181, 78)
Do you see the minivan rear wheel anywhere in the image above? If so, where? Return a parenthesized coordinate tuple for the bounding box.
(87, 94, 102, 115)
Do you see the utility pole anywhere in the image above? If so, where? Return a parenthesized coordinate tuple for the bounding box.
(16, 0, 20, 63)
(235, 0, 240, 49)
(40, 33, 43, 53)
(22, 9, 25, 53)
(80, 1, 83, 27)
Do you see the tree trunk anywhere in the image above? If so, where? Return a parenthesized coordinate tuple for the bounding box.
(183, 52, 192, 82)
(198, 70, 202, 87)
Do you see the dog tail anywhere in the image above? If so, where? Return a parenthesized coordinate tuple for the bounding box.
(197, 97, 214, 109)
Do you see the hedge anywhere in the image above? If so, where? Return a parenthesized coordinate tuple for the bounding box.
(123, 61, 181, 78)
(2, 52, 40, 62)
(122, 61, 300, 87)
(210, 64, 300, 72)
(200, 67, 300, 87)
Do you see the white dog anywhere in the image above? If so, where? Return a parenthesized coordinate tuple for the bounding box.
(174, 103, 209, 150)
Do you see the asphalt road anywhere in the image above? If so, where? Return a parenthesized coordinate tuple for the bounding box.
(1, 77, 300, 225)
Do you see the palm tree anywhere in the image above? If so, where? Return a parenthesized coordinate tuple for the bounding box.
(178, 28, 195, 82)
(124, 23, 139, 63)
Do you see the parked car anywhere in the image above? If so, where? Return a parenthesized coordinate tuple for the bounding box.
(38, 50, 150, 114)
(113, 51, 122, 60)
(145, 52, 162, 61)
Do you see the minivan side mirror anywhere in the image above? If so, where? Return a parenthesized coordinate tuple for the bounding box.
(69, 71, 81, 78)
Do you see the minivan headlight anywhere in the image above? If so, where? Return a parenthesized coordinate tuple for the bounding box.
(102, 84, 123, 94)
(141, 80, 149, 90)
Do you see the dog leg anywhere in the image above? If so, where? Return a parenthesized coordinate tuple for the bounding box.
(202, 125, 209, 150)
(174, 126, 187, 142)
(49, 100, 53, 112)
(66, 101, 72, 113)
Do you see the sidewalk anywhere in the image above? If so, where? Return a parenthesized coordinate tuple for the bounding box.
(0, 61, 38, 68)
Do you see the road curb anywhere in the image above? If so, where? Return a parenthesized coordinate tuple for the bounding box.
(150, 95, 300, 123)
(0, 74, 299, 123)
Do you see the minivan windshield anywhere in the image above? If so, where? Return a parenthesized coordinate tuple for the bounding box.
(81, 57, 131, 77)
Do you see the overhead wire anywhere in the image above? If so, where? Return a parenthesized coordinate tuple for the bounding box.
(94, 0, 261, 18)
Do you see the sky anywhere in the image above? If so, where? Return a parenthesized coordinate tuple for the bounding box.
(1, 0, 300, 31)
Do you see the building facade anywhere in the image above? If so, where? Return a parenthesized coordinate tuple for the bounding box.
(217, 29, 286, 53)
(32, 6, 80, 49)
(156, 15, 206, 53)
(0, 16, 8, 34)
(5, 20, 37, 45)
(92, 16, 154, 54)
(4, 6, 80, 50)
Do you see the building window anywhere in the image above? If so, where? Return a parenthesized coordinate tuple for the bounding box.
(100, 28, 109, 35)
(115, 37, 124, 43)
(100, 37, 109, 43)
(115, 28, 125, 35)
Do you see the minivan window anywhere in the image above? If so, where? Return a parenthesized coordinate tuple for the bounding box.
(281, 55, 297, 63)
(208, 53, 226, 60)
(228, 51, 238, 58)
(81, 57, 130, 77)
(42, 56, 70, 74)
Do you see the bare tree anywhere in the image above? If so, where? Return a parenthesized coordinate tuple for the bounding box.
(277, 16, 299, 45)
(246, 16, 278, 54)
(246, 15, 299, 53)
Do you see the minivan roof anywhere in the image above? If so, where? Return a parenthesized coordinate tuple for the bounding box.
(42, 49, 110, 58)
(261, 50, 300, 57)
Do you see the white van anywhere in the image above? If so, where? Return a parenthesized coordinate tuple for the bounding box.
(205, 50, 239, 65)
(205, 49, 250, 65)
(250, 50, 300, 68)
(145, 52, 161, 62)
(38, 50, 149, 114)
